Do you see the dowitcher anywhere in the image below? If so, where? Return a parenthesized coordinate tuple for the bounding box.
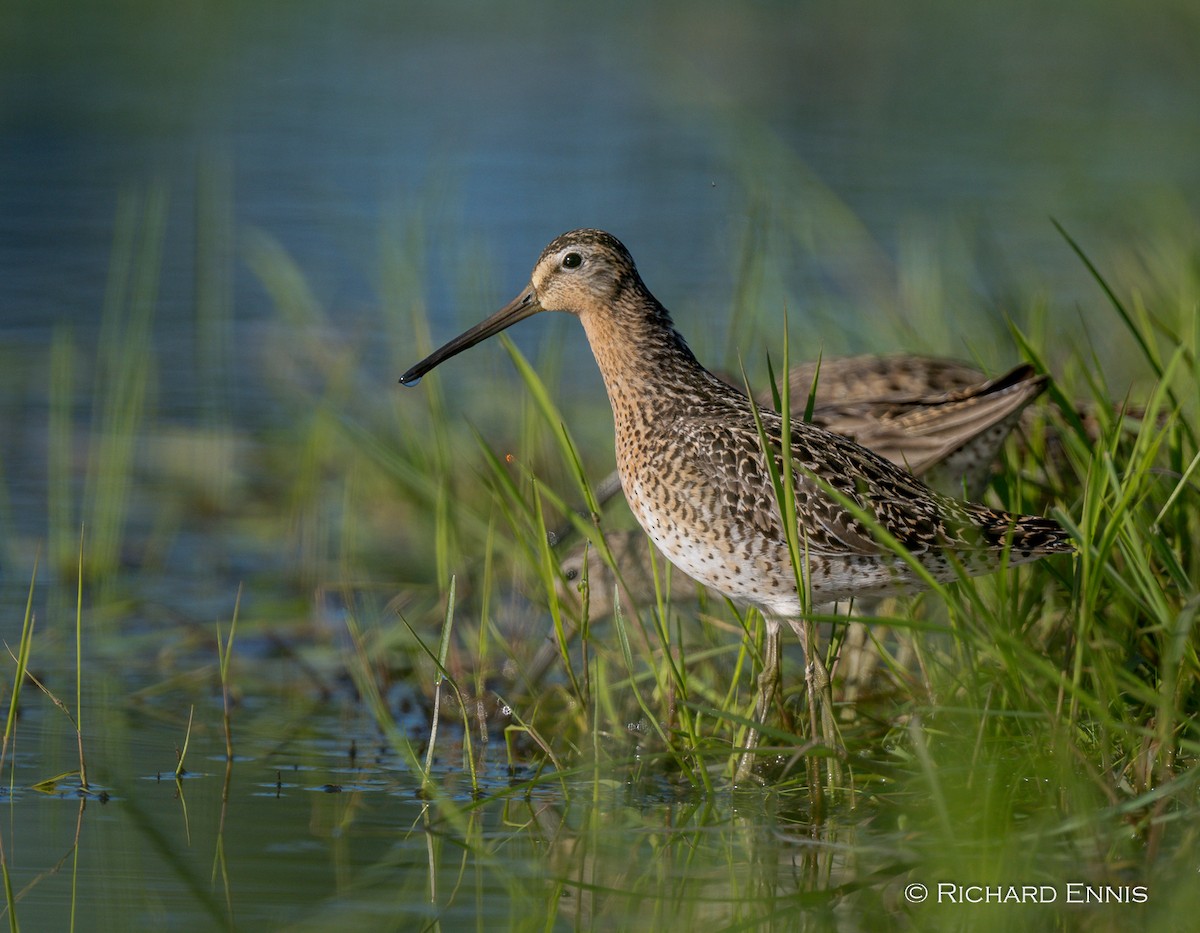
(557, 355, 1045, 546)
(776, 356, 1047, 499)
(401, 229, 1073, 779)
(556, 355, 1046, 616)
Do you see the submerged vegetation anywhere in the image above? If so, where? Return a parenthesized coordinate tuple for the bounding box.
(2, 173, 1199, 929)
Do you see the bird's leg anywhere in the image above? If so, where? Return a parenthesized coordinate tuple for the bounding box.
(735, 622, 781, 783)
(799, 616, 843, 794)
(755, 623, 781, 723)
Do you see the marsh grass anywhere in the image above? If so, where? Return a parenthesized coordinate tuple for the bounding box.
(0, 558, 38, 927)
(215, 584, 240, 762)
(364, 213, 1200, 927)
(5, 173, 1199, 928)
(79, 186, 166, 586)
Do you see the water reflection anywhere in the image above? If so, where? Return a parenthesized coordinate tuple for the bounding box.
(1, 641, 1189, 931)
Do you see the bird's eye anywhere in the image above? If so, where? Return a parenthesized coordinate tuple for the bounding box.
(564, 567, 578, 581)
(562, 252, 582, 269)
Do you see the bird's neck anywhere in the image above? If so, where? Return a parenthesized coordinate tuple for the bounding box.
(580, 298, 710, 391)
(578, 296, 736, 447)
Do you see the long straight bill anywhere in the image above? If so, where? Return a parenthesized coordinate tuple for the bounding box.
(400, 288, 542, 386)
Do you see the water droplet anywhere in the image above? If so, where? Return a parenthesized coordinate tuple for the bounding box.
(400, 375, 422, 387)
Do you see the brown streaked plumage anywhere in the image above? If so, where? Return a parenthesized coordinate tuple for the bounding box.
(571, 354, 1047, 536)
(784, 354, 989, 399)
(401, 228, 1073, 780)
(775, 356, 1046, 499)
(558, 354, 1048, 615)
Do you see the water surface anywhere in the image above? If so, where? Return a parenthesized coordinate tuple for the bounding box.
(1, 2, 1197, 929)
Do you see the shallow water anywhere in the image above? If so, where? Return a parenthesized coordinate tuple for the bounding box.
(2, 1, 1198, 929)
(4, 658, 834, 931)
(6, 653, 1179, 932)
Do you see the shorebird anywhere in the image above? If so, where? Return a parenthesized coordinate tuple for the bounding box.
(545, 355, 1049, 709)
(401, 229, 1073, 780)
(775, 356, 1046, 499)
(552, 354, 1045, 608)
(564, 356, 1046, 530)
(555, 355, 1047, 617)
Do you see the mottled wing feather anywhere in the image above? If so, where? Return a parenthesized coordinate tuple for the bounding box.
(684, 410, 957, 559)
(688, 386, 1072, 568)
(784, 355, 988, 402)
(800, 365, 1048, 477)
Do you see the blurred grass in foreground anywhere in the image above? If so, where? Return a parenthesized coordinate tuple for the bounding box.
(3, 171, 1198, 930)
